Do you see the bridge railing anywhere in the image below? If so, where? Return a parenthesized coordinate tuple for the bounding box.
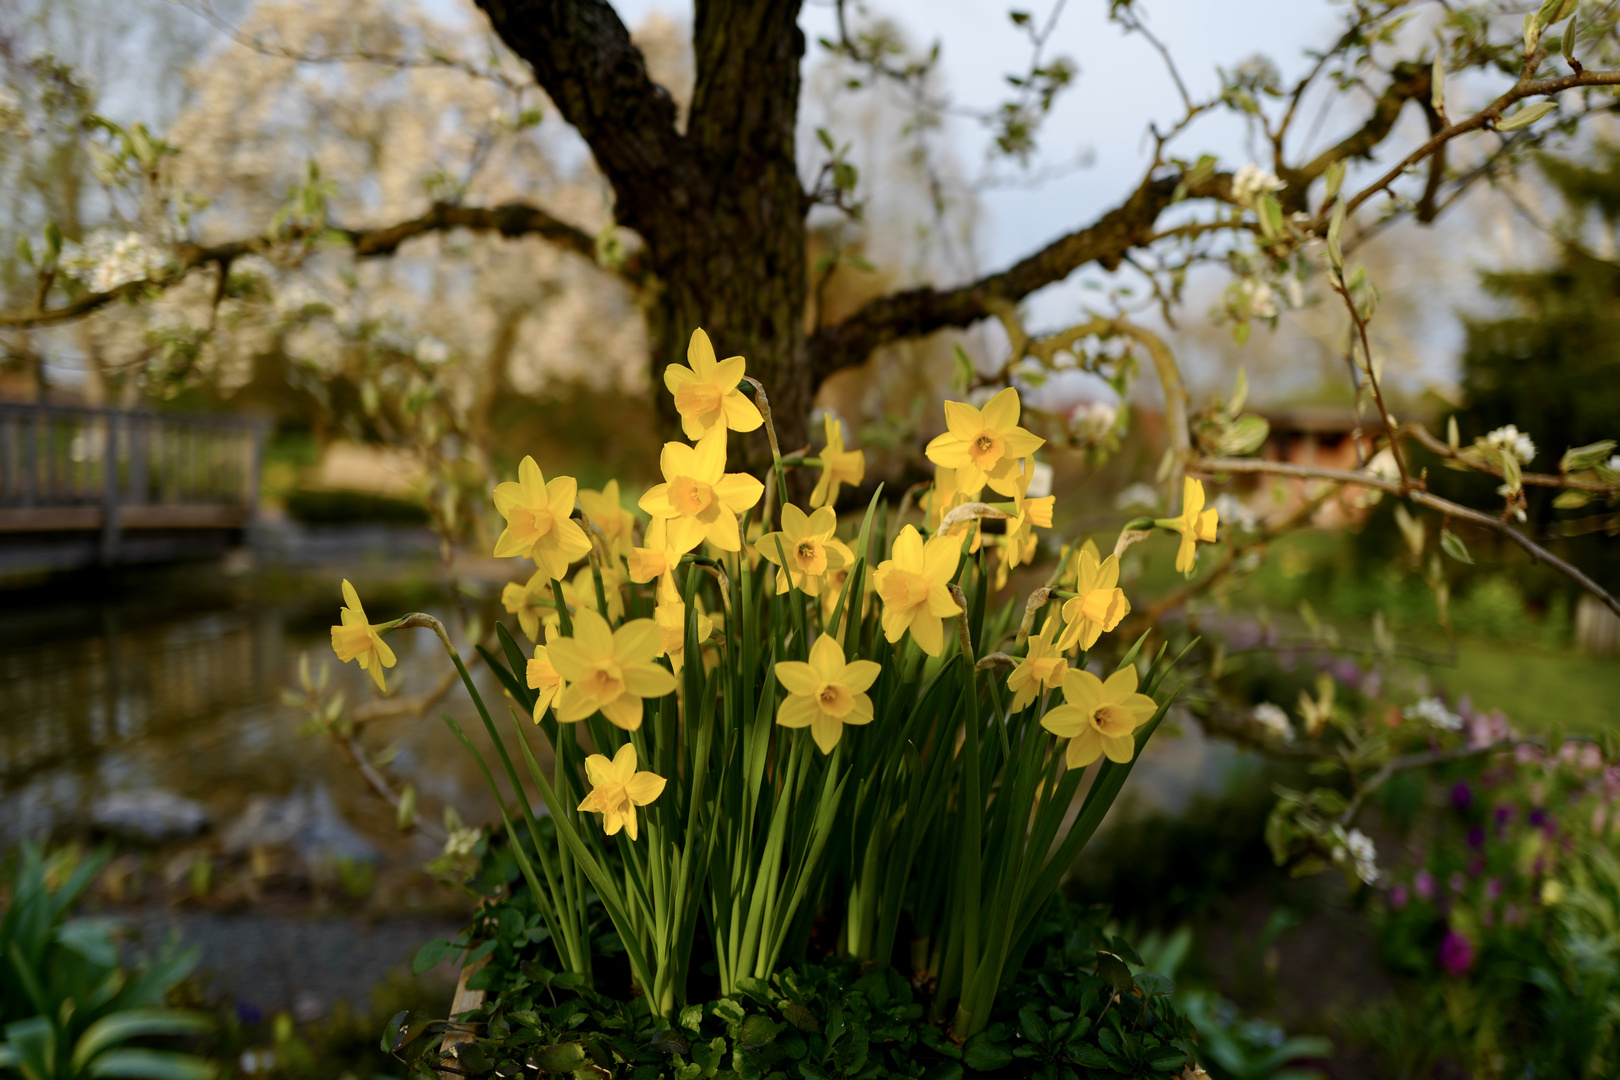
(0, 402, 262, 561)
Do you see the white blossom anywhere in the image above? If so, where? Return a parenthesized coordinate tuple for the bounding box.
(442, 825, 481, 858)
(416, 336, 452, 365)
(1067, 400, 1117, 444)
(1114, 482, 1161, 511)
(1347, 828, 1378, 884)
(1252, 702, 1293, 742)
(1240, 278, 1278, 319)
(1404, 696, 1462, 732)
(58, 231, 166, 293)
(1232, 163, 1286, 207)
(1483, 424, 1536, 466)
(1214, 492, 1259, 533)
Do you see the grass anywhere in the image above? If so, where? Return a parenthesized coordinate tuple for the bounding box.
(1435, 638, 1619, 733)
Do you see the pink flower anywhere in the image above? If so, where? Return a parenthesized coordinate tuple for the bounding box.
(1439, 929, 1475, 976)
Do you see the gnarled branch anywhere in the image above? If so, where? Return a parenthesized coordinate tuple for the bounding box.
(807, 169, 1233, 382)
(0, 200, 612, 330)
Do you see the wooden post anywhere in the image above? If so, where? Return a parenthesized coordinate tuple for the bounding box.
(100, 411, 121, 565)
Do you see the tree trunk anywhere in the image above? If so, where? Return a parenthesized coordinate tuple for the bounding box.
(474, 0, 811, 451)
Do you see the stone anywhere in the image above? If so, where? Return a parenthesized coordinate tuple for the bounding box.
(90, 790, 210, 843)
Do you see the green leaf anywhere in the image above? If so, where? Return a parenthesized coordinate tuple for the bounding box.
(1321, 160, 1345, 205)
(738, 1015, 783, 1050)
(779, 1003, 819, 1033)
(74, 1011, 211, 1072)
(412, 938, 453, 975)
(1553, 490, 1592, 509)
(1439, 528, 1474, 565)
(532, 1043, 587, 1072)
(1095, 952, 1134, 993)
(1016, 1006, 1048, 1044)
(679, 1006, 705, 1034)
(951, 345, 975, 394)
(1497, 101, 1556, 132)
(85, 1049, 216, 1080)
(961, 1034, 1011, 1073)
(1325, 197, 1346, 274)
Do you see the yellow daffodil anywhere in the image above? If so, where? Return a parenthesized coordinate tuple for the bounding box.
(502, 569, 554, 643)
(820, 562, 875, 627)
(493, 457, 593, 580)
(569, 564, 626, 624)
(653, 575, 713, 674)
(1009, 457, 1055, 529)
(1056, 549, 1130, 652)
(810, 414, 866, 509)
(330, 579, 397, 691)
(873, 524, 963, 657)
(924, 388, 1045, 497)
(576, 742, 666, 840)
(628, 514, 679, 586)
(526, 634, 566, 722)
(1006, 613, 1066, 712)
(547, 608, 677, 730)
(773, 634, 882, 753)
(755, 504, 855, 596)
(639, 428, 764, 554)
(1161, 477, 1219, 576)
(1040, 665, 1158, 767)
(662, 328, 764, 440)
(578, 479, 637, 566)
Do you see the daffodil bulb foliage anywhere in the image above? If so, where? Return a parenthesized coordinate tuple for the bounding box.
(324, 329, 1203, 1035)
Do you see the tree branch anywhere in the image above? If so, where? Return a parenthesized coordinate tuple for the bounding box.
(0, 200, 614, 330)
(807, 169, 1232, 382)
(471, 0, 693, 242)
(1195, 456, 1620, 619)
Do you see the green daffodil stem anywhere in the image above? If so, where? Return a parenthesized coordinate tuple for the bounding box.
(948, 585, 984, 1040)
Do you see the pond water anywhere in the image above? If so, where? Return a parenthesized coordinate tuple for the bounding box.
(0, 562, 512, 871)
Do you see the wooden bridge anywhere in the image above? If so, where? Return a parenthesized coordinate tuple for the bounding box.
(0, 402, 262, 576)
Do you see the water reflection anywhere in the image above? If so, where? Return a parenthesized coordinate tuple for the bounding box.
(0, 578, 505, 863)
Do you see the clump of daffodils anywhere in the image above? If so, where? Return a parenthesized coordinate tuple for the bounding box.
(320, 324, 1221, 1038)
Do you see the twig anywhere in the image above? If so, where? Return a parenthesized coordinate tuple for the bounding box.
(1196, 456, 1620, 619)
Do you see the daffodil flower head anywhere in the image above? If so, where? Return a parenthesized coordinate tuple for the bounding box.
(873, 524, 964, 657)
(755, 504, 854, 597)
(1056, 549, 1130, 652)
(492, 457, 593, 580)
(330, 579, 397, 691)
(578, 479, 637, 565)
(1007, 612, 1067, 712)
(526, 632, 566, 722)
(774, 634, 882, 753)
(502, 569, 554, 643)
(639, 428, 765, 554)
(571, 564, 625, 624)
(1008, 457, 1055, 529)
(1040, 665, 1158, 768)
(576, 742, 666, 840)
(653, 574, 713, 674)
(547, 608, 677, 730)
(811, 414, 866, 509)
(662, 328, 764, 440)
(627, 514, 679, 586)
(925, 388, 1046, 497)
(1163, 477, 1219, 576)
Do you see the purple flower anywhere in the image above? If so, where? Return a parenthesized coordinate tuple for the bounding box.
(1468, 857, 1486, 878)
(1439, 929, 1475, 976)
(1529, 807, 1548, 828)
(1451, 783, 1474, 811)
(1467, 826, 1486, 848)
(1486, 877, 1503, 901)
(236, 1001, 263, 1025)
(1389, 884, 1410, 910)
(1415, 869, 1436, 901)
